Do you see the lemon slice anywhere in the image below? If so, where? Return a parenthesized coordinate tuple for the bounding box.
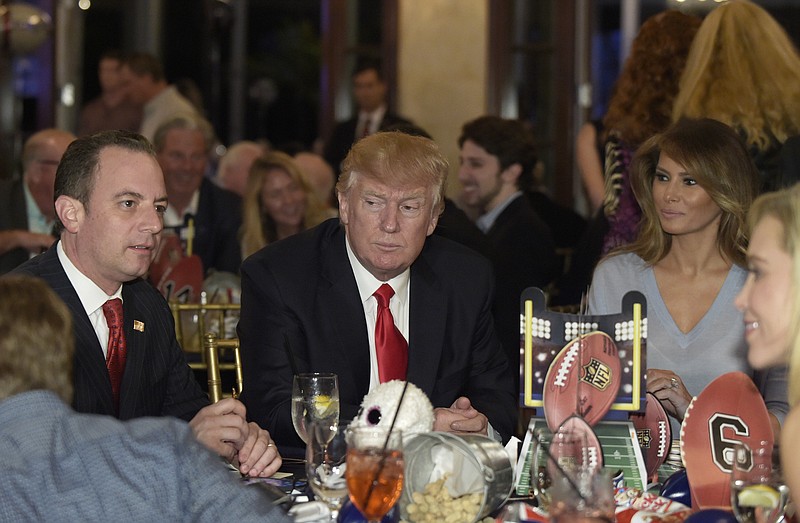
(313, 395, 333, 417)
(738, 485, 780, 508)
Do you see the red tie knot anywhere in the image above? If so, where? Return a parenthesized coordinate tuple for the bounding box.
(373, 283, 395, 308)
(102, 298, 124, 325)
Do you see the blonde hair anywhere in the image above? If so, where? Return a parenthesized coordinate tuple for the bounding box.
(747, 184, 800, 406)
(337, 132, 447, 217)
(240, 151, 330, 258)
(624, 118, 759, 267)
(672, 0, 800, 151)
(0, 276, 74, 403)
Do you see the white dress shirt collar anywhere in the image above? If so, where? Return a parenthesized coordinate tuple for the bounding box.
(164, 189, 200, 227)
(57, 241, 123, 357)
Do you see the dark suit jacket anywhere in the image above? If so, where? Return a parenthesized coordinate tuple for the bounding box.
(323, 112, 412, 173)
(13, 246, 209, 421)
(0, 178, 33, 275)
(239, 219, 516, 448)
(485, 194, 558, 390)
(192, 178, 242, 275)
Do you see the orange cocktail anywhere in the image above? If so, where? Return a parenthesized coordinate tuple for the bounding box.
(346, 427, 404, 523)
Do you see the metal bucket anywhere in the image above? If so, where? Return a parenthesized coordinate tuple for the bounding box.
(401, 432, 514, 523)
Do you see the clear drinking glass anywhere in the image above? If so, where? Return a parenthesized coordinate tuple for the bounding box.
(306, 421, 349, 520)
(731, 441, 789, 523)
(345, 426, 404, 523)
(291, 372, 339, 444)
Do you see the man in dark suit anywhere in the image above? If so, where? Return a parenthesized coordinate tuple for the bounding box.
(0, 129, 75, 274)
(153, 115, 242, 276)
(323, 61, 412, 173)
(458, 116, 558, 394)
(240, 132, 516, 450)
(12, 130, 280, 478)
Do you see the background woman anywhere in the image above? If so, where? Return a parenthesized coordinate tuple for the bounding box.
(240, 151, 335, 258)
(672, 0, 800, 191)
(588, 118, 787, 436)
(735, 184, 800, 495)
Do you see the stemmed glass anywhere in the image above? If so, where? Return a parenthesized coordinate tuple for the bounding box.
(345, 426, 404, 523)
(306, 421, 349, 520)
(730, 441, 789, 523)
(291, 372, 340, 445)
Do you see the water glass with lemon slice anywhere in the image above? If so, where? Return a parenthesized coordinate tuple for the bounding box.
(731, 441, 789, 523)
(292, 373, 340, 445)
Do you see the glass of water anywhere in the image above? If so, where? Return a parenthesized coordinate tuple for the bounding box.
(731, 441, 789, 523)
(291, 372, 339, 445)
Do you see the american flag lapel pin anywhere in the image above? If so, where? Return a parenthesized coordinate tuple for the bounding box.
(133, 320, 145, 332)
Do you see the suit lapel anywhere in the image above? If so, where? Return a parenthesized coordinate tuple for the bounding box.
(37, 248, 115, 415)
(118, 285, 146, 419)
(319, 229, 370, 397)
(407, 251, 446, 393)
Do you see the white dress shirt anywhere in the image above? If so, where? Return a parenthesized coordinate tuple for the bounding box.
(57, 241, 123, 358)
(345, 235, 410, 392)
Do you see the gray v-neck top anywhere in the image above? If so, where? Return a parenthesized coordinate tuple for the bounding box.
(588, 252, 787, 434)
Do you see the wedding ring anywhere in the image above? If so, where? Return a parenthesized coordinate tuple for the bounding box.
(670, 377, 679, 388)
(267, 442, 275, 448)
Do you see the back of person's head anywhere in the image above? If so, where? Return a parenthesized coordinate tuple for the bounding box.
(53, 130, 155, 235)
(627, 118, 759, 267)
(604, 10, 701, 147)
(672, 0, 800, 150)
(747, 184, 800, 406)
(152, 114, 215, 154)
(0, 275, 74, 403)
(123, 52, 164, 82)
(458, 115, 537, 190)
(337, 131, 447, 216)
(382, 122, 432, 140)
(99, 49, 125, 63)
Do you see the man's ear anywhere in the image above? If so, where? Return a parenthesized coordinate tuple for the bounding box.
(54, 195, 83, 233)
(500, 162, 523, 185)
(337, 191, 349, 225)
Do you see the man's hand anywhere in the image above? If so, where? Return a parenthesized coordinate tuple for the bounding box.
(236, 422, 282, 477)
(189, 398, 281, 476)
(433, 396, 488, 435)
(0, 230, 53, 256)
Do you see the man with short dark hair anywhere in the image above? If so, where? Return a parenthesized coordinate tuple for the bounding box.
(120, 52, 199, 141)
(0, 275, 290, 521)
(240, 132, 516, 450)
(13, 130, 280, 478)
(323, 61, 412, 172)
(458, 116, 558, 389)
(77, 50, 142, 136)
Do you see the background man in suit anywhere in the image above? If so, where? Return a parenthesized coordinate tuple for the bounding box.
(13, 130, 280, 478)
(0, 128, 75, 274)
(323, 61, 412, 172)
(0, 275, 291, 521)
(154, 115, 242, 275)
(240, 132, 516, 450)
(458, 116, 558, 394)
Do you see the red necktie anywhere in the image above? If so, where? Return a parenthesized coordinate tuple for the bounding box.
(373, 284, 408, 382)
(361, 117, 372, 139)
(102, 298, 127, 414)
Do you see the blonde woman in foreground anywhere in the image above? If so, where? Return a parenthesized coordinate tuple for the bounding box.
(735, 183, 800, 500)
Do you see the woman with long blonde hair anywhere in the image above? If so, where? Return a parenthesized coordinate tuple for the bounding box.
(240, 151, 335, 258)
(672, 0, 800, 191)
(735, 184, 800, 498)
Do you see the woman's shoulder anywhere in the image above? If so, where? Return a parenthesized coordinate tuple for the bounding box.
(594, 252, 647, 275)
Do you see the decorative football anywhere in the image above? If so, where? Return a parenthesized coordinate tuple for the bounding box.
(630, 392, 672, 481)
(542, 331, 622, 431)
(680, 372, 774, 510)
(548, 415, 604, 477)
